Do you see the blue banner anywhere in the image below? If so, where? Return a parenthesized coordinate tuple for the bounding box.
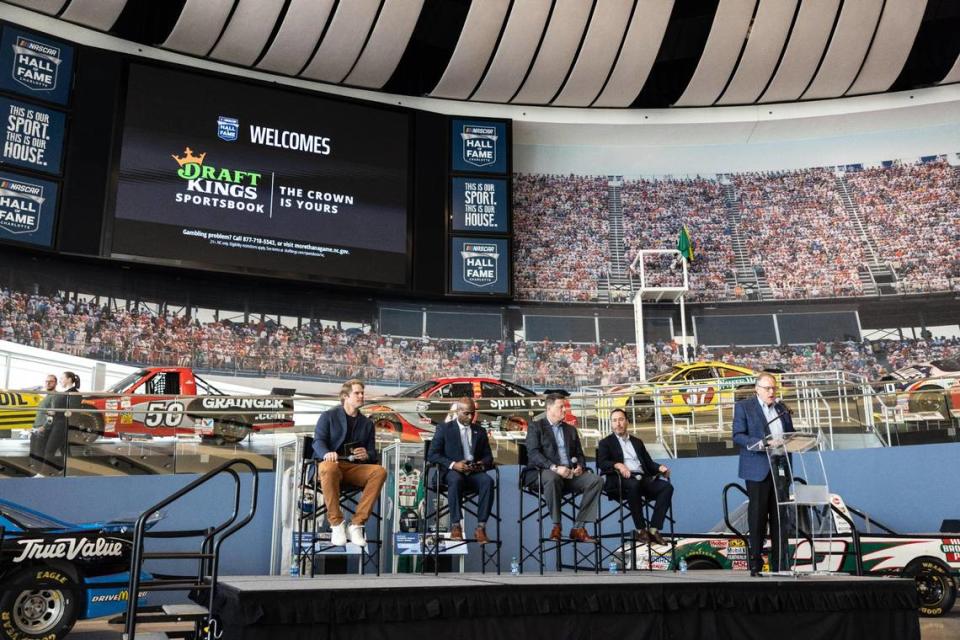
(0, 26, 74, 105)
(0, 169, 58, 247)
(451, 176, 508, 233)
(450, 236, 510, 295)
(451, 119, 508, 174)
(0, 96, 66, 174)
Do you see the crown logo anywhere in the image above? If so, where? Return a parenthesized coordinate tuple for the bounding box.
(171, 147, 206, 167)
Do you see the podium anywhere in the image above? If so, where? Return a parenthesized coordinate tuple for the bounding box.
(748, 431, 833, 575)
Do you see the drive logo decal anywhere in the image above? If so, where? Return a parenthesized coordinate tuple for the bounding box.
(461, 242, 499, 287)
(0, 178, 44, 234)
(460, 125, 497, 168)
(942, 538, 960, 562)
(11, 37, 60, 92)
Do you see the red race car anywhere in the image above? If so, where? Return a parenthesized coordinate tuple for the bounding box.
(364, 377, 577, 442)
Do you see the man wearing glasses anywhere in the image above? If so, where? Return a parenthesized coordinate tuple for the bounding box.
(732, 372, 794, 576)
(427, 397, 494, 543)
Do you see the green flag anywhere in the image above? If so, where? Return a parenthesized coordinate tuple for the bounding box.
(676, 225, 694, 262)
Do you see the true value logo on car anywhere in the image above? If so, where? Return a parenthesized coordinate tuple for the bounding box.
(12, 536, 124, 563)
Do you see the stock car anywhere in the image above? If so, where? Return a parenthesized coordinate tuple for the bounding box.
(73, 367, 294, 444)
(624, 492, 959, 617)
(883, 358, 960, 415)
(0, 499, 156, 640)
(363, 377, 578, 442)
(611, 361, 778, 421)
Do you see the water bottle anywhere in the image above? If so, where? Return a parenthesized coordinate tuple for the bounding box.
(290, 556, 300, 577)
(510, 556, 520, 576)
(679, 557, 688, 573)
(608, 560, 618, 575)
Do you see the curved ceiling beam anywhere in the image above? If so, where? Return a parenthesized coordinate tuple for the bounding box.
(592, 0, 673, 108)
(60, 0, 128, 31)
(802, 0, 883, 100)
(512, 0, 593, 105)
(471, 0, 552, 103)
(553, 0, 634, 107)
(759, 0, 839, 104)
(674, 0, 757, 106)
(300, 0, 381, 84)
(429, 0, 510, 100)
(209, 0, 286, 67)
(716, 0, 797, 105)
(255, 0, 335, 76)
(161, 0, 235, 58)
(847, 0, 927, 96)
(346, 0, 426, 89)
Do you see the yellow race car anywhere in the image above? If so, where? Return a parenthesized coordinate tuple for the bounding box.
(0, 390, 43, 430)
(610, 361, 779, 421)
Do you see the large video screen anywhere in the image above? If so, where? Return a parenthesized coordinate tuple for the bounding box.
(111, 65, 410, 286)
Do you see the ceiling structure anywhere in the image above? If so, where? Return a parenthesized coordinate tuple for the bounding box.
(5, 0, 960, 109)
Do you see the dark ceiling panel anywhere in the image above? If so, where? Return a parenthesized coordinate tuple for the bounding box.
(111, 0, 188, 45)
(383, 0, 471, 96)
(891, 0, 960, 90)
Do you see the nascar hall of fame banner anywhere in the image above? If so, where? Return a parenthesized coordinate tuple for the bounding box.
(0, 169, 58, 247)
(0, 96, 65, 175)
(0, 26, 75, 105)
(451, 119, 508, 175)
(450, 236, 510, 295)
(451, 176, 508, 233)
(394, 532, 468, 556)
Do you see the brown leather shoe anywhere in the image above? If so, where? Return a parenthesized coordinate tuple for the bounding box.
(549, 524, 562, 541)
(649, 529, 666, 546)
(569, 527, 596, 543)
(474, 527, 490, 544)
(634, 528, 651, 544)
(450, 524, 463, 541)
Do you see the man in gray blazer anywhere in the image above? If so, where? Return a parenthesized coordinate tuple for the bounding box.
(525, 392, 602, 543)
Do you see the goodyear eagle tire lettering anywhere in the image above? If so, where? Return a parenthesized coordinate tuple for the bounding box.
(905, 558, 957, 616)
(0, 566, 79, 640)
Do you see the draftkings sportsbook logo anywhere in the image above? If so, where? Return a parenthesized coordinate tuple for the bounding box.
(460, 125, 498, 168)
(0, 178, 44, 234)
(461, 242, 499, 287)
(172, 147, 265, 212)
(11, 37, 62, 91)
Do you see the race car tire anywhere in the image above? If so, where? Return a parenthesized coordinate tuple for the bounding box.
(67, 412, 102, 445)
(373, 418, 401, 439)
(626, 396, 655, 422)
(206, 415, 249, 445)
(904, 558, 957, 617)
(684, 556, 721, 570)
(907, 387, 949, 417)
(0, 565, 80, 640)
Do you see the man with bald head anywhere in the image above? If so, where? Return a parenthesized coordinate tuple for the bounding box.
(427, 397, 495, 543)
(733, 372, 795, 576)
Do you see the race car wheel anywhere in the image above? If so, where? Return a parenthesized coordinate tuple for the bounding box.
(67, 412, 102, 445)
(907, 387, 949, 416)
(0, 566, 79, 640)
(905, 558, 957, 617)
(684, 556, 721, 570)
(208, 415, 249, 444)
(373, 418, 401, 439)
(626, 396, 655, 422)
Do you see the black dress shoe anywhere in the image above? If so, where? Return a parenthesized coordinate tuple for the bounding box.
(750, 569, 763, 577)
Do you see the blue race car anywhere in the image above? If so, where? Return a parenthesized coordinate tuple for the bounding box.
(0, 499, 156, 640)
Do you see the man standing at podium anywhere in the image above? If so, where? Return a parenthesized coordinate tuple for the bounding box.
(732, 372, 794, 576)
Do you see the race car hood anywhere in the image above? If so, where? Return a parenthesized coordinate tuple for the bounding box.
(0, 499, 163, 534)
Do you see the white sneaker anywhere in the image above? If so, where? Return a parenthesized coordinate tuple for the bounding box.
(330, 522, 347, 547)
(347, 524, 367, 548)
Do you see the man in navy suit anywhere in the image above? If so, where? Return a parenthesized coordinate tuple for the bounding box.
(427, 397, 494, 543)
(313, 379, 386, 548)
(597, 408, 673, 545)
(732, 372, 794, 576)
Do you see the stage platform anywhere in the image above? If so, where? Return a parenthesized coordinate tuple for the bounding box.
(213, 571, 920, 640)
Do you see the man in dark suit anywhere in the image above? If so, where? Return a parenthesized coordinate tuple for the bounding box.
(313, 378, 387, 548)
(525, 392, 602, 543)
(427, 397, 494, 543)
(597, 408, 673, 544)
(732, 372, 795, 576)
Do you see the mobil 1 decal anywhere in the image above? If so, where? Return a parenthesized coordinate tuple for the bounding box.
(450, 236, 509, 295)
(451, 177, 507, 233)
(0, 26, 75, 105)
(0, 169, 57, 247)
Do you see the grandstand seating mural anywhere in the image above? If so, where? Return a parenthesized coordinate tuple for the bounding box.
(513, 156, 960, 303)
